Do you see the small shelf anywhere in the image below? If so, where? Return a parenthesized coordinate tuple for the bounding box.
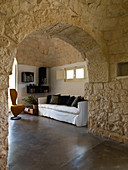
(27, 85, 49, 93)
(22, 72, 34, 82)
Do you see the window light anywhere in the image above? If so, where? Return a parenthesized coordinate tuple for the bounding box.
(76, 68, 84, 79)
(66, 69, 74, 79)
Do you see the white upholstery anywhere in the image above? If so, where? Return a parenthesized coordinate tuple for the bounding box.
(38, 104, 79, 115)
(38, 97, 88, 127)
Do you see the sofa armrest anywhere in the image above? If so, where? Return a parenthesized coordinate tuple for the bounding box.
(76, 101, 88, 126)
(38, 97, 47, 104)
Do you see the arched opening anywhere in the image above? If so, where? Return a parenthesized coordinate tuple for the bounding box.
(7, 22, 103, 165)
(6, 20, 109, 169)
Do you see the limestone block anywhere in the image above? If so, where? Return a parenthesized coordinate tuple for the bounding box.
(112, 103, 125, 114)
(118, 89, 128, 96)
(112, 0, 122, 5)
(0, 0, 20, 16)
(111, 94, 120, 103)
(119, 15, 128, 34)
(109, 133, 123, 143)
(108, 121, 124, 135)
(93, 83, 103, 93)
(88, 62, 109, 83)
(0, 16, 5, 34)
(5, 13, 35, 43)
(122, 0, 128, 10)
(108, 113, 121, 123)
(115, 81, 122, 89)
(88, 110, 96, 119)
(0, 89, 8, 170)
(0, 47, 16, 74)
(69, 0, 82, 16)
(107, 4, 126, 17)
(86, 47, 107, 63)
(84, 83, 93, 97)
(100, 100, 112, 111)
(108, 41, 126, 55)
(88, 94, 101, 101)
(108, 81, 116, 90)
(124, 123, 128, 136)
(122, 115, 128, 123)
(0, 36, 10, 47)
(100, 18, 118, 31)
(121, 79, 128, 90)
(0, 75, 9, 89)
(120, 96, 128, 102)
(19, 0, 37, 12)
(103, 91, 112, 101)
(88, 100, 100, 111)
(97, 111, 107, 122)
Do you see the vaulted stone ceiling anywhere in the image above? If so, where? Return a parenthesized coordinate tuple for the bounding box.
(16, 24, 99, 67)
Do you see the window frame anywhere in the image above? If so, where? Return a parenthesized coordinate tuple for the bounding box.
(65, 66, 86, 82)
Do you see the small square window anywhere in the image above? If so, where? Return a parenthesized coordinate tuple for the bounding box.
(66, 69, 74, 79)
(76, 68, 84, 79)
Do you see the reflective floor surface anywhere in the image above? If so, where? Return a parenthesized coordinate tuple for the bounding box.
(8, 114, 128, 170)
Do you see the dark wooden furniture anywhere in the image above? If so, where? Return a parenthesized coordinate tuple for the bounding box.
(24, 107, 38, 115)
(39, 67, 47, 85)
(27, 85, 49, 93)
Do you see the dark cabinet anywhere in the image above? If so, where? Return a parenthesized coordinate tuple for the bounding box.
(27, 85, 49, 93)
(39, 67, 47, 85)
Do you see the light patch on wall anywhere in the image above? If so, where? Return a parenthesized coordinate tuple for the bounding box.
(56, 69, 64, 80)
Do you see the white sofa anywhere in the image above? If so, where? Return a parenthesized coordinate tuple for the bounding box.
(38, 97, 88, 127)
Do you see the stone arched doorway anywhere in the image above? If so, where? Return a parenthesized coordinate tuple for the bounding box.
(2, 1, 128, 169)
(1, 17, 106, 170)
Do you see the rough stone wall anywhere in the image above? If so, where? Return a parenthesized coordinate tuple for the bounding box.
(0, 0, 128, 169)
(86, 79, 128, 144)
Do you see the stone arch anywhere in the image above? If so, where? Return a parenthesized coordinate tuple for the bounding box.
(15, 23, 108, 82)
(0, 1, 111, 169)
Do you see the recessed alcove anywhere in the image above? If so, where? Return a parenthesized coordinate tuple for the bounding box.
(117, 62, 128, 79)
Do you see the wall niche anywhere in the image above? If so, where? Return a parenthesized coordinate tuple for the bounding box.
(117, 62, 128, 78)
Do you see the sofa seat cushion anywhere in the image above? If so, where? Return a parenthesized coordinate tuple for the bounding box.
(39, 104, 79, 115)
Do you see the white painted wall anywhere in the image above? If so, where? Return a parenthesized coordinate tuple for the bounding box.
(17, 62, 88, 104)
(17, 64, 49, 104)
(49, 62, 88, 96)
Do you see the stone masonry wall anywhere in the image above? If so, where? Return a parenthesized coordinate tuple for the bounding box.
(85, 79, 128, 144)
(0, 0, 128, 169)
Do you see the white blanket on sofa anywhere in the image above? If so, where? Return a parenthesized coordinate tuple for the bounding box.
(38, 104, 79, 115)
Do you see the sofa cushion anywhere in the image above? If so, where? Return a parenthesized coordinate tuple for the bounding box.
(58, 95, 70, 105)
(39, 104, 79, 114)
(71, 96, 82, 107)
(47, 95, 52, 104)
(50, 95, 59, 104)
(67, 96, 75, 106)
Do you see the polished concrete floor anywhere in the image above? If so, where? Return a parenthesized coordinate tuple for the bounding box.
(8, 113, 128, 170)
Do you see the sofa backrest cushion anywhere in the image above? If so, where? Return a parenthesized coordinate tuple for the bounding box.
(50, 95, 60, 104)
(71, 96, 82, 107)
(58, 95, 70, 105)
(47, 95, 52, 104)
(67, 96, 75, 106)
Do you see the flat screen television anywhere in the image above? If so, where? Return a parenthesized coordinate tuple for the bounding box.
(22, 72, 34, 82)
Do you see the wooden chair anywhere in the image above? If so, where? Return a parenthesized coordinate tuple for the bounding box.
(10, 89, 25, 120)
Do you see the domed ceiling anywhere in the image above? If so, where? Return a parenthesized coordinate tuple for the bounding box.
(16, 24, 98, 67)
